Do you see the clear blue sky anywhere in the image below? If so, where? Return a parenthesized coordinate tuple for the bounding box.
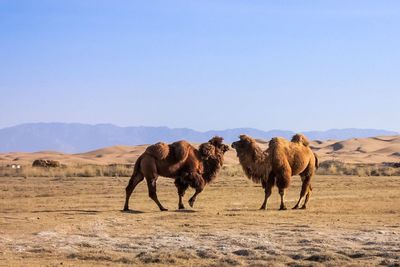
(1, 1, 399, 132)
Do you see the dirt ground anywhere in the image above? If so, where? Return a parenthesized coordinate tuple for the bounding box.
(0, 173, 399, 266)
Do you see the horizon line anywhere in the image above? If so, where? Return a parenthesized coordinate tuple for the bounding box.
(0, 122, 398, 134)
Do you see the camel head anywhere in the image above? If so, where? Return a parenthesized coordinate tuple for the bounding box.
(231, 134, 257, 156)
(208, 136, 230, 155)
(199, 136, 229, 161)
(199, 136, 229, 183)
(208, 136, 229, 153)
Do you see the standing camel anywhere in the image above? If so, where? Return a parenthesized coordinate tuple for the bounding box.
(123, 136, 229, 211)
(232, 134, 318, 210)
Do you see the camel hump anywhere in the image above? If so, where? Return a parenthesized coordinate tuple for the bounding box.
(268, 137, 284, 148)
(291, 134, 310, 146)
(145, 142, 170, 160)
(169, 140, 192, 161)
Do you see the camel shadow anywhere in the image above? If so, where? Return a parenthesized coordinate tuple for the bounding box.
(32, 209, 100, 213)
(121, 209, 196, 214)
(225, 208, 260, 212)
(120, 209, 145, 214)
(175, 209, 197, 213)
(224, 208, 292, 212)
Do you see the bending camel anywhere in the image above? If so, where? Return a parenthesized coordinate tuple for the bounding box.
(232, 134, 318, 210)
(123, 136, 229, 211)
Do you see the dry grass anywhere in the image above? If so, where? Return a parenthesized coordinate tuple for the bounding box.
(317, 160, 400, 176)
(2, 162, 400, 179)
(227, 162, 400, 177)
(0, 164, 132, 178)
(220, 164, 244, 177)
(0, 173, 399, 266)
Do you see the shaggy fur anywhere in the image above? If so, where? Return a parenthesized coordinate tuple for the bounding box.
(232, 135, 271, 184)
(291, 133, 310, 146)
(123, 136, 229, 211)
(232, 134, 318, 210)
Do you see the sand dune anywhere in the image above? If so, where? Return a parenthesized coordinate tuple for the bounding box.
(311, 135, 400, 163)
(1, 135, 399, 167)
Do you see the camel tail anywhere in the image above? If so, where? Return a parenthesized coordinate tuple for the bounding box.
(131, 155, 143, 178)
(314, 153, 319, 170)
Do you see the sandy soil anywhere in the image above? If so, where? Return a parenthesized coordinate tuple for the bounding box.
(0, 173, 399, 266)
(1, 135, 400, 167)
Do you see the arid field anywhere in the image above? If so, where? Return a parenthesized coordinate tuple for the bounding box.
(1, 171, 399, 266)
(1, 136, 400, 266)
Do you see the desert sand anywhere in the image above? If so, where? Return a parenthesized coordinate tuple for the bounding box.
(0, 136, 399, 266)
(1, 135, 400, 168)
(1, 173, 399, 266)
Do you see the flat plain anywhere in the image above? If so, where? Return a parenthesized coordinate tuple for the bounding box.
(1, 172, 399, 266)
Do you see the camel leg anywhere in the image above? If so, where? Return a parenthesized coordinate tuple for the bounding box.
(301, 183, 313, 209)
(260, 173, 275, 210)
(175, 178, 189, 210)
(259, 183, 272, 210)
(146, 176, 168, 211)
(275, 170, 290, 211)
(188, 186, 204, 208)
(188, 174, 205, 208)
(293, 175, 311, 209)
(123, 172, 144, 211)
(279, 188, 287, 210)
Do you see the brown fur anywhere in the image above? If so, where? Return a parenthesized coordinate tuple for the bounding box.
(123, 136, 229, 211)
(233, 135, 271, 184)
(291, 133, 310, 146)
(144, 142, 170, 160)
(232, 134, 318, 210)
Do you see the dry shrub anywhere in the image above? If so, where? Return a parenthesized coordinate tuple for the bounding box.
(1, 161, 400, 178)
(0, 164, 132, 178)
(221, 164, 243, 177)
(317, 160, 400, 176)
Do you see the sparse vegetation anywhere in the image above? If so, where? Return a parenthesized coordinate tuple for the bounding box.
(221, 161, 400, 178)
(1, 161, 400, 178)
(317, 160, 400, 176)
(210, 162, 400, 178)
(0, 164, 133, 178)
(220, 165, 243, 177)
(1, 174, 399, 266)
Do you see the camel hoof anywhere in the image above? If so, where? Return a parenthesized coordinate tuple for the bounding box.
(160, 207, 168, 211)
(259, 206, 266, 210)
(188, 200, 194, 208)
(178, 205, 185, 210)
(292, 205, 299, 210)
(279, 206, 287, 211)
(123, 207, 130, 211)
(300, 206, 307, 210)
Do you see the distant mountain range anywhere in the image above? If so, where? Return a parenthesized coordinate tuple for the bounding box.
(0, 123, 398, 153)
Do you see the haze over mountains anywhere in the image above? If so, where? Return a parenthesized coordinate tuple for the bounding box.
(0, 123, 398, 153)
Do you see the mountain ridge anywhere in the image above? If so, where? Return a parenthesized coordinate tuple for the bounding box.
(0, 122, 397, 153)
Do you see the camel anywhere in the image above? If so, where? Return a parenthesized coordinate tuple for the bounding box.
(232, 134, 318, 210)
(123, 136, 229, 211)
